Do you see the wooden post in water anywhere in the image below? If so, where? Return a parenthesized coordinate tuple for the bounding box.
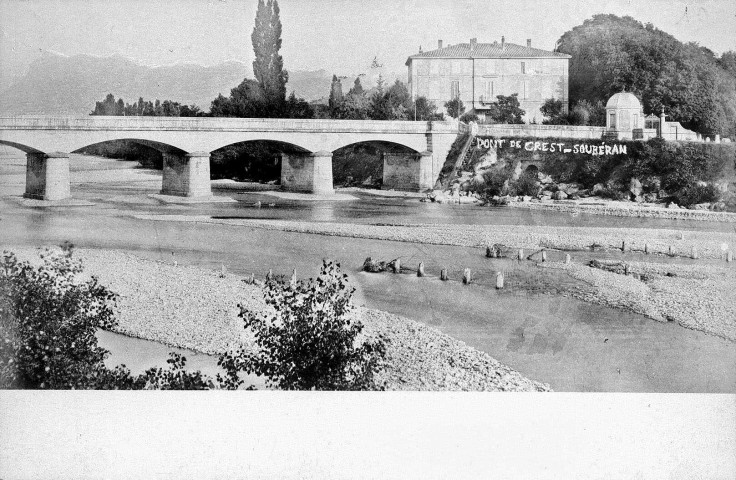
(668, 245, 674, 257)
(440, 268, 448, 281)
(565, 253, 571, 264)
(417, 262, 425, 277)
(518, 249, 524, 260)
(727, 251, 733, 263)
(622, 240, 627, 252)
(644, 243, 650, 254)
(393, 258, 401, 273)
(691, 246, 698, 259)
(624, 263, 629, 275)
(496, 271, 504, 289)
(541, 249, 547, 262)
(462, 268, 471, 285)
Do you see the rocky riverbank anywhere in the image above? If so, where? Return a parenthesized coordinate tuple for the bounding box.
(542, 260, 736, 342)
(507, 198, 736, 222)
(136, 214, 736, 260)
(130, 215, 736, 342)
(6, 246, 548, 391)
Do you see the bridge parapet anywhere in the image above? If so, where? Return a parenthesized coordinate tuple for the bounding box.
(0, 116, 459, 135)
(476, 124, 606, 140)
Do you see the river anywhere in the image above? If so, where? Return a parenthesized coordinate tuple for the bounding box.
(1, 156, 734, 392)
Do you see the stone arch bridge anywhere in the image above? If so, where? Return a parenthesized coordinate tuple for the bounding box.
(0, 116, 459, 200)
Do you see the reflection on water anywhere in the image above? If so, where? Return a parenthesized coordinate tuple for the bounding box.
(97, 330, 266, 389)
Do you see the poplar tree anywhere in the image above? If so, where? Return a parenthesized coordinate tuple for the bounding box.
(328, 75, 344, 111)
(251, 0, 288, 111)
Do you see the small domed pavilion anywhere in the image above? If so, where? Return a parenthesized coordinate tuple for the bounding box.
(605, 92, 644, 138)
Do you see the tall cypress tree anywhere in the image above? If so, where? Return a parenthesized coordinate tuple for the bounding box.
(251, 0, 288, 111)
(328, 75, 344, 111)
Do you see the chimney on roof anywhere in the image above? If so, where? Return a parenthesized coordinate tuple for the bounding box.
(438, 39, 443, 49)
(470, 38, 477, 52)
(501, 36, 505, 51)
(527, 39, 531, 48)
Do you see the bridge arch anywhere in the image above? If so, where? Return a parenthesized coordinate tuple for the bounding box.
(209, 139, 313, 183)
(331, 140, 419, 188)
(0, 140, 46, 154)
(72, 138, 187, 156)
(331, 139, 420, 154)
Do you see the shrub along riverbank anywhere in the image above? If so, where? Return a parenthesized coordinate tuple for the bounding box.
(461, 137, 736, 210)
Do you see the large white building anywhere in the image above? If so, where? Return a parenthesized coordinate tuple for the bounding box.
(406, 37, 570, 122)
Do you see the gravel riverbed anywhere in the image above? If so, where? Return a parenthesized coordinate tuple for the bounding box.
(542, 261, 736, 342)
(131, 216, 736, 343)
(6, 246, 548, 391)
(136, 214, 736, 260)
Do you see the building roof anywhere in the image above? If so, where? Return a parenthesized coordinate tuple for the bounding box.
(406, 42, 570, 64)
(606, 92, 642, 110)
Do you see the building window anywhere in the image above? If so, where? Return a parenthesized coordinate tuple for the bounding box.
(523, 81, 527, 99)
(451, 81, 460, 99)
(521, 62, 526, 74)
(484, 81, 493, 101)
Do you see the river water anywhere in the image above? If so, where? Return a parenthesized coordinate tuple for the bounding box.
(1, 157, 734, 392)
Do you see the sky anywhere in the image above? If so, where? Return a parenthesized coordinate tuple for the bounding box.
(1, 0, 735, 87)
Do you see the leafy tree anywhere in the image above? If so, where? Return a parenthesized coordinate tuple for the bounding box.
(487, 94, 525, 124)
(252, 0, 288, 111)
(348, 77, 364, 96)
(556, 14, 736, 136)
(366, 80, 413, 120)
(540, 98, 568, 125)
(332, 92, 369, 120)
(444, 97, 465, 119)
(719, 51, 736, 77)
(328, 74, 344, 112)
(209, 79, 267, 117)
(91, 93, 118, 116)
(413, 96, 439, 121)
(0, 247, 216, 390)
(218, 260, 386, 390)
(283, 91, 314, 119)
(115, 98, 125, 116)
(179, 104, 203, 117)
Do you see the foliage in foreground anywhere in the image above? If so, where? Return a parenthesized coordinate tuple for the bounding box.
(219, 260, 387, 391)
(1, 248, 386, 390)
(0, 247, 214, 389)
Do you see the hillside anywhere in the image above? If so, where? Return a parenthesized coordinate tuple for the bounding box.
(0, 52, 347, 115)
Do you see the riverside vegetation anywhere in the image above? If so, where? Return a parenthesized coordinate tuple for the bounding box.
(450, 137, 736, 212)
(0, 246, 386, 390)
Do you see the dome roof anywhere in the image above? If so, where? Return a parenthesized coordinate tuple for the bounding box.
(606, 92, 642, 110)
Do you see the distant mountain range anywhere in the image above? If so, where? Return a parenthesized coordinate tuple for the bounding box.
(0, 52, 398, 116)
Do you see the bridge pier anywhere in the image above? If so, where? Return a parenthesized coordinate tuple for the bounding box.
(382, 150, 434, 192)
(161, 151, 212, 197)
(280, 151, 334, 194)
(24, 152, 71, 201)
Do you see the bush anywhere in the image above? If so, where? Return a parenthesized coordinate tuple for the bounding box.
(480, 168, 512, 199)
(672, 183, 721, 207)
(444, 98, 465, 119)
(218, 260, 386, 391)
(509, 171, 540, 197)
(459, 112, 479, 123)
(1, 247, 216, 390)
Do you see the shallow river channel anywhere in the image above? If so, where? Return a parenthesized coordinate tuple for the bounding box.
(1, 157, 734, 392)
